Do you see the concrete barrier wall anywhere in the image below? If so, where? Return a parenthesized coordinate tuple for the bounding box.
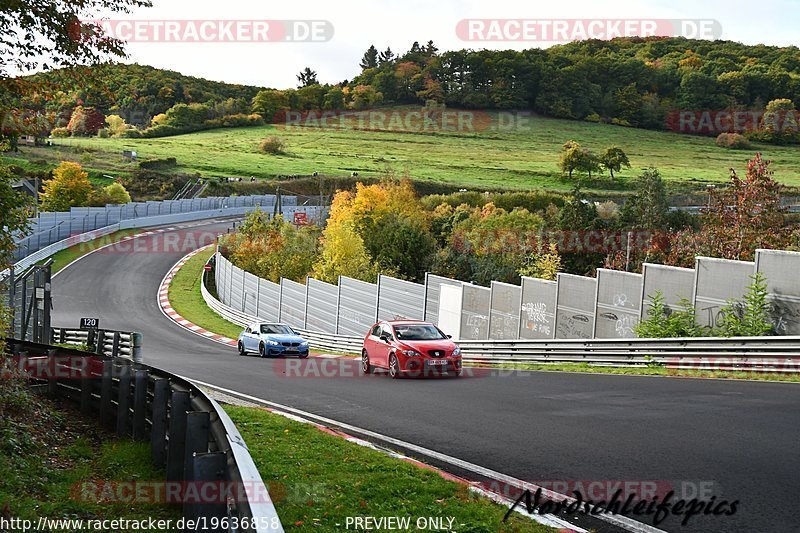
(337, 276, 378, 336)
(377, 275, 425, 321)
(279, 278, 307, 330)
(489, 281, 521, 340)
(641, 263, 696, 315)
(256, 279, 281, 322)
(594, 269, 642, 338)
(555, 274, 596, 339)
(213, 247, 798, 340)
(693, 257, 754, 329)
(460, 284, 491, 340)
(756, 249, 800, 335)
(305, 277, 339, 334)
(424, 273, 463, 325)
(519, 277, 556, 340)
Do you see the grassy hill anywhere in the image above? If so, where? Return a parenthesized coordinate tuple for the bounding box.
(5, 111, 800, 194)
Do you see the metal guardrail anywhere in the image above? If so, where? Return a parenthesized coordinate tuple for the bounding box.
(201, 258, 800, 373)
(52, 327, 141, 361)
(6, 338, 284, 533)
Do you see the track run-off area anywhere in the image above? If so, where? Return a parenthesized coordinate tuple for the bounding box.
(50, 219, 800, 533)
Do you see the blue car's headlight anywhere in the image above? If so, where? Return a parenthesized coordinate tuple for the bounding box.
(300, 341, 309, 346)
(265, 339, 280, 346)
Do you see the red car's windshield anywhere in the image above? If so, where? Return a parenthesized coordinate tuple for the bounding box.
(394, 324, 446, 341)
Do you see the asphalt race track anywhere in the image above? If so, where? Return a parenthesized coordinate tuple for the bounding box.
(51, 220, 800, 533)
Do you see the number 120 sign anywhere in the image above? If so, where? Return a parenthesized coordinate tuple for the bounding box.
(80, 318, 99, 330)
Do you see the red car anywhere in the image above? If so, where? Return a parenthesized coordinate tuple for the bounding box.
(361, 320, 462, 378)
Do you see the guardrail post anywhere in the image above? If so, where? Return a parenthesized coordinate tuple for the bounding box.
(100, 360, 113, 426)
(132, 369, 148, 440)
(150, 378, 169, 467)
(80, 358, 94, 415)
(59, 328, 66, 344)
(116, 363, 131, 437)
(166, 390, 190, 480)
(184, 411, 210, 481)
(46, 348, 58, 397)
(131, 332, 143, 364)
(94, 330, 105, 355)
(184, 452, 227, 530)
(112, 332, 121, 358)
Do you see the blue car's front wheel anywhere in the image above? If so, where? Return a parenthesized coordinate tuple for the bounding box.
(259, 342, 268, 358)
(238, 341, 246, 356)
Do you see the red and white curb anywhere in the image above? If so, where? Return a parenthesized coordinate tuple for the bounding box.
(158, 245, 241, 347)
(157, 246, 352, 360)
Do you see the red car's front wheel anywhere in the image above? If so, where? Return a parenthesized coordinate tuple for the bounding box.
(388, 353, 402, 379)
(361, 349, 372, 374)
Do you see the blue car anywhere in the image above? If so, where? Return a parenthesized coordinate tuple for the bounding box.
(237, 322, 310, 358)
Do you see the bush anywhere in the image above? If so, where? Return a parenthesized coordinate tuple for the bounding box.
(635, 291, 701, 338)
(746, 130, 800, 145)
(50, 127, 70, 138)
(715, 132, 751, 149)
(139, 157, 177, 170)
(259, 136, 286, 155)
(714, 273, 773, 337)
(97, 128, 109, 138)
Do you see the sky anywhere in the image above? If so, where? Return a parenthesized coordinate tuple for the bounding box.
(92, 0, 799, 88)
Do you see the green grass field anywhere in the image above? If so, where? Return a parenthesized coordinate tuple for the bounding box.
(6, 111, 800, 193)
(226, 404, 553, 532)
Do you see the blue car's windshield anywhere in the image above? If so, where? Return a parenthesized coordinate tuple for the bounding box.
(260, 324, 294, 335)
(394, 325, 446, 341)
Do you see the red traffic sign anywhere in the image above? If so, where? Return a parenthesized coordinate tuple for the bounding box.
(293, 212, 308, 225)
(203, 264, 212, 272)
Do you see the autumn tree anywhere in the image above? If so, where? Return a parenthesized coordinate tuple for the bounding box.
(67, 105, 105, 135)
(91, 181, 131, 205)
(518, 243, 562, 281)
(599, 147, 631, 179)
(559, 140, 601, 179)
(0, 0, 151, 78)
(40, 161, 93, 211)
(104, 114, 132, 137)
(222, 210, 319, 283)
(667, 153, 787, 266)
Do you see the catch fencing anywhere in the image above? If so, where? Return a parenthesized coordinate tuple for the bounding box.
(7, 338, 283, 532)
(212, 246, 800, 342)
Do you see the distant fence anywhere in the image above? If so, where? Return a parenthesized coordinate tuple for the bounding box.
(6, 195, 327, 276)
(13, 194, 326, 262)
(212, 248, 800, 341)
(7, 338, 283, 532)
